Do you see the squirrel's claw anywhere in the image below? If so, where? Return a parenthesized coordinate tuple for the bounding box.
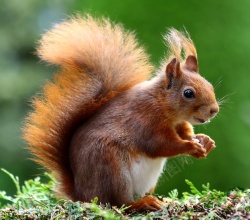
(127, 195, 165, 212)
(195, 134, 216, 154)
(187, 140, 207, 158)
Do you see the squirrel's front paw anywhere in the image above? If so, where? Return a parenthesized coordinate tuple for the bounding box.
(193, 134, 216, 155)
(186, 140, 206, 158)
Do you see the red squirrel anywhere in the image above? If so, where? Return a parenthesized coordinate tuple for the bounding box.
(23, 15, 219, 211)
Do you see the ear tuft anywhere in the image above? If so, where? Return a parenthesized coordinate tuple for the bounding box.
(185, 55, 199, 73)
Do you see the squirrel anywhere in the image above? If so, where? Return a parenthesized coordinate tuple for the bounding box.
(23, 15, 219, 211)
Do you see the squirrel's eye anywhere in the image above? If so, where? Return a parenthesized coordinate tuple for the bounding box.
(183, 89, 195, 99)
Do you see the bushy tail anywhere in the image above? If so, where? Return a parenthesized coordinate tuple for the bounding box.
(23, 15, 153, 198)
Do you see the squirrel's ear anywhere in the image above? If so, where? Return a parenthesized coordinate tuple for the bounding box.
(165, 58, 181, 89)
(184, 55, 199, 73)
(166, 58, 181, 77)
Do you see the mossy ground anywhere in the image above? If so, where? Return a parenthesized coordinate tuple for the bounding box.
(0, 169, 249, 219)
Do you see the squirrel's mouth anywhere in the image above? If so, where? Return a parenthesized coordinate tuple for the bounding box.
(188, 117, 211, 125)
(194, 117, 207, 124)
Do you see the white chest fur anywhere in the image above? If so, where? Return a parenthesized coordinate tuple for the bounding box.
(130, 155, 166, 196)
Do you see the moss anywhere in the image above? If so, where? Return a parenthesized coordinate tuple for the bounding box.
(0, 169, 250, 219)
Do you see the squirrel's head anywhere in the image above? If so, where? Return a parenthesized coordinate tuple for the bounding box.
(158, 29, 219, 125)
(164, 56, 219, 125)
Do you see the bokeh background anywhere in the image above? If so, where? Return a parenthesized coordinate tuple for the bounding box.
(1, 0, 250, 199)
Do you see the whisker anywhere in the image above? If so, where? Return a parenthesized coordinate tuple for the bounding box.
(214, 76, 223, 90)
(217, 92, 235, 106)
(217, 112, 224, 119)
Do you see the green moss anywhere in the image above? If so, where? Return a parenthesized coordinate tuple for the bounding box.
(1, 170, 249, 219)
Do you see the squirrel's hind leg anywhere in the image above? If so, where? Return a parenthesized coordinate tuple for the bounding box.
(70, 133, 135, 206)
(126, 195, 165, 212)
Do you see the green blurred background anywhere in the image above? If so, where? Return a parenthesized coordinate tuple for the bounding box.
(1, 0, 250, 199)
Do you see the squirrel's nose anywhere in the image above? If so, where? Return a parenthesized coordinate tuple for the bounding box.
(210, 106, 219, 117)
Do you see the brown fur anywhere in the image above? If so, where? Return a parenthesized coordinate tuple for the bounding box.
(23, 15, 152, 198)
(23, 15, 219, 211)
